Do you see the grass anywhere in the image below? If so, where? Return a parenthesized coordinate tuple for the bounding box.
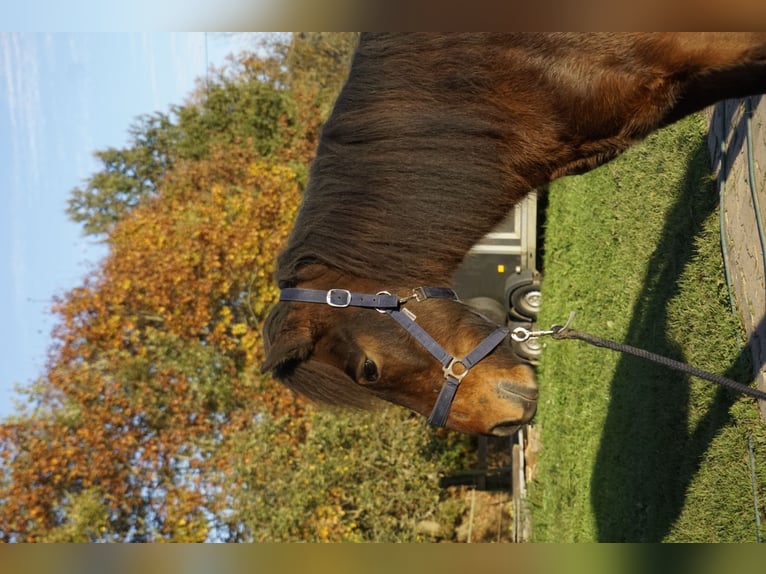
(527, 114, 766, 542)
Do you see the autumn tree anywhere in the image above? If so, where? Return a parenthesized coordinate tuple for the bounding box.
(0, 144, 304, 541)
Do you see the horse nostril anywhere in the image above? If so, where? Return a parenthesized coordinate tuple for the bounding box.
(497, 380, 539, 401)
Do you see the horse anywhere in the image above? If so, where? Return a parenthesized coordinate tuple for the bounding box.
(262, 33, 766, 436)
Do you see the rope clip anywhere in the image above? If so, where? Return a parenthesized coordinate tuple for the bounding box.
(511, 311, 576, 343)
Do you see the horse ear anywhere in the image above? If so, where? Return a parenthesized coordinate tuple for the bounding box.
(261, 302, 315, 376)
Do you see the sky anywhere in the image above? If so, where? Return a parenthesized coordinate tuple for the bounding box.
(0, 32, 258, 418)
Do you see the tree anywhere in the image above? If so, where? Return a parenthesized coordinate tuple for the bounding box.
(0, 145, 304, 541)
(66, 112, 180, 237)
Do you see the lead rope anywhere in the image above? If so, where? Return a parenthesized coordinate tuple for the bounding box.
(513, 312, 766, 401)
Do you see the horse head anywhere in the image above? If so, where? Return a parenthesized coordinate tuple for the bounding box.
(262, 265, 538, 436)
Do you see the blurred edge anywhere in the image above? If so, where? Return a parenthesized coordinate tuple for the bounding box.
(3, 544, 766, 574)
(6, 0, 766, 31)
(188, 0, 766, 31)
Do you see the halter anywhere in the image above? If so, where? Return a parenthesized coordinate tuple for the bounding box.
(279, 286, 509, 427)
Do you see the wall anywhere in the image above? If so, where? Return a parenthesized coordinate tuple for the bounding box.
(707, 96, 766, 421)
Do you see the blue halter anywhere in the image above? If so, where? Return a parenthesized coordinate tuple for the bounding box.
(278, 286, 509, 427)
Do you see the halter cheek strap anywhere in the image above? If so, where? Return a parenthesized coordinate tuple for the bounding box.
(278, 287, 509, 427)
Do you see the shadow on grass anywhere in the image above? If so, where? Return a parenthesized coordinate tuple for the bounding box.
(590, 133, 760, 542)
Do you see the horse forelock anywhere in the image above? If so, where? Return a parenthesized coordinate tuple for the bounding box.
(262, 300, 378, 410)
(280, 358, 378, 411)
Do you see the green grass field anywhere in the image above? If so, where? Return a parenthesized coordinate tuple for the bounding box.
(527, 113, 766, 542)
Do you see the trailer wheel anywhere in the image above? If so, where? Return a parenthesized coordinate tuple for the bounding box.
(511, 285, 541, 320)
(504, 271, 541, 321)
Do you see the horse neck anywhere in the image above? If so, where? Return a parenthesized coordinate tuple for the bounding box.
(281, 33, 700, 287)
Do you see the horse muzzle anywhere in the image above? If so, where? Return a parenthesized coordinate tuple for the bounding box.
(486, 367, 538, 436)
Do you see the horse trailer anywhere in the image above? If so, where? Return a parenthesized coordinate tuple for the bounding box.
(452, 190, 542, 364)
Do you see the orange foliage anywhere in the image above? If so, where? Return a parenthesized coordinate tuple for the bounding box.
(0, 144, 305, 541)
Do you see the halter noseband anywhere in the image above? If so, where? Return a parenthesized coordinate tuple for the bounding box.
(278, 286, 509, 427)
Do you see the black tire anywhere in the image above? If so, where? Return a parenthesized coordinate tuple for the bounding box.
(510, 284, 541, 321)
(504, 270, 542, 322)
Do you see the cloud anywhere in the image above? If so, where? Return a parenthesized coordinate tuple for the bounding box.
(1, 33, 44, 201)
(0, 34, 41, 352)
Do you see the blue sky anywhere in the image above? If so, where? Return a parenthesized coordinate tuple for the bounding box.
(5, 1, 297, 32)
(0, 33, 258, 417)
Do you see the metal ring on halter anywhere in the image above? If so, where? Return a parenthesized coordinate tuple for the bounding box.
(442, 357, 470, 382)
(376, 291, 393, 313)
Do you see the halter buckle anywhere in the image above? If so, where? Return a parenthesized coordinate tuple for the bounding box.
(326, 289, 352, 307)
(412, 287, 428, 302)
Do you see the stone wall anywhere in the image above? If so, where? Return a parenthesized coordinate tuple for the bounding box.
(707, 96, 766, 420)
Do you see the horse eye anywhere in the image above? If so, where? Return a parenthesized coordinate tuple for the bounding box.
(361, 358, 379, 383)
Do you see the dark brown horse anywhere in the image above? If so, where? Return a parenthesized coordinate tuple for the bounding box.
(263, 33, 766, 436)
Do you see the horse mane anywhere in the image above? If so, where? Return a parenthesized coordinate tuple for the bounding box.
(275, 33, 547, 288)
(273, 33, 714, 289)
